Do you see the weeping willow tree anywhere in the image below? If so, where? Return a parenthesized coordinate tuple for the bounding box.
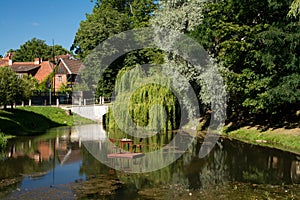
(288, 0, 300, 18)
(106, 65, 179, 135)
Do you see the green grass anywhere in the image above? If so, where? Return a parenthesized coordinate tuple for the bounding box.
(0, 106, 94, 136)
(224, 127, 300, 154)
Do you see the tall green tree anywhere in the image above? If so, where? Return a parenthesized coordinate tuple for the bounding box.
(71, 0, 130, 59)
(11, 38, 70, 62)
(53, 44, 71, 58)
(72, 0, 157, 59)
(193, 0, 300, 124)
(73, 0, 159, 98)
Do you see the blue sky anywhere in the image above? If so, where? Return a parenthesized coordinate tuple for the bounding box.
(0, 0, 94, 56)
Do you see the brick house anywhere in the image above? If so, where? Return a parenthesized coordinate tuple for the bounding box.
(54, 55, 83, 92)
(34, 60, 55, 83)
(11, 59, 55, 82)
(1, 53, 84, 93)
(0, 53, 55, 83)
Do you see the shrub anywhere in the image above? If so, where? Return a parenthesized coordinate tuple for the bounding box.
(0, 131, 7, 150)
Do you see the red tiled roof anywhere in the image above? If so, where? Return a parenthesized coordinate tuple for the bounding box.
(57, 149, 82, 165)
(10, 61, 40, 72)
(11, 65, 40, 72)
(12, 62, 36, 66)
(60, 58, 84, 74)
(0, 61, 8, 67)
(34, 61, 55, 83)
(0, 57, 9, 67)
(55, 54, 70, 60)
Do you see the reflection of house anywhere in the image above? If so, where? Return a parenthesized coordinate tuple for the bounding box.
(291, 161, 300, 183)
(8, 141, 53, 162)
(57, 149, 82, 165)
(55, 137, 82, 165)
(38, 142, 53, 161)
(54, 55, 84, 91)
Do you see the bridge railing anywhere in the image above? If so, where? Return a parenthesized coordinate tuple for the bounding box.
(72, 96, 113, 106)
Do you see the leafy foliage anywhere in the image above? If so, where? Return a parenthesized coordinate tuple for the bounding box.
(150, 0, 223, 116)
(11, 38, 70, 62)
(73, 0, 160, 98)
(288, 0, 300, 18)
(0, 67, 37, 108)
(106, 66, 179, 133)
(72, 0, 157, 59)
(75, 0, 300, 129)
(0, 131, 7, 150)
(151, 0, 205, 32)
(193, 0, 300, 124)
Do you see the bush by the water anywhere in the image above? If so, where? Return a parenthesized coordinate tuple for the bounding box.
(0, 131, 7, 149)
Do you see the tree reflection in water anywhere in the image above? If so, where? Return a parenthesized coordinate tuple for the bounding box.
(0, 125, 299, 199)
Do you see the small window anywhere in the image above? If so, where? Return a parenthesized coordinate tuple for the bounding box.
(58, 76, 62, 82)
(17, 74, 23, 78)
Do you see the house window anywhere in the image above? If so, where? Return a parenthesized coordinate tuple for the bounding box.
(58, 76, 62, 82)
(17, 74, 23, 78)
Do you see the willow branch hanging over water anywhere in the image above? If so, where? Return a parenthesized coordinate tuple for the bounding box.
(107, 65, 179, 135)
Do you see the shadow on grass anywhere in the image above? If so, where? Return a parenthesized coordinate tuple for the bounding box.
(0, 108, 63, 136)
(224, 110, 300, 133)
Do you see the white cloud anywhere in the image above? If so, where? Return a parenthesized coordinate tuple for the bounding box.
(32, 22, 40, 27)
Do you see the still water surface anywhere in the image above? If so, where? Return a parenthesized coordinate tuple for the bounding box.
(0, 124, 299, 199)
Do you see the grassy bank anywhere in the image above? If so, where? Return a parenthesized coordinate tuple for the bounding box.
(0, 106, 93, 136)
(224, 126, 300, 154)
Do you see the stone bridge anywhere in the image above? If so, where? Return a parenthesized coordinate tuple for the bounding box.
(71, 104, 109, 122)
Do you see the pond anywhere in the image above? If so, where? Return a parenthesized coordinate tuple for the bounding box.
(0, 124, 299, 199)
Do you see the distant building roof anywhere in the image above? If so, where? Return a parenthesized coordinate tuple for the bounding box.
(0, 53, 12, 67)
(57, 149, 82, 165)
(12, 61, 36, 66)
(10, 59, 54, 82)
(59, 57, 84, 75)
(0, 59, 9, 67)
(55, 54, 70, 60)
(11, 64, 40, 72)
(1, 53, 80, 83)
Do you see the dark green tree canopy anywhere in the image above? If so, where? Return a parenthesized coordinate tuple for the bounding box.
(73, 0, 159, 98)
(11, 38, 70, 62)
(193, 0, 300, 124)
(71, 0, 157, 59)
(75, 0, 300, 128)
